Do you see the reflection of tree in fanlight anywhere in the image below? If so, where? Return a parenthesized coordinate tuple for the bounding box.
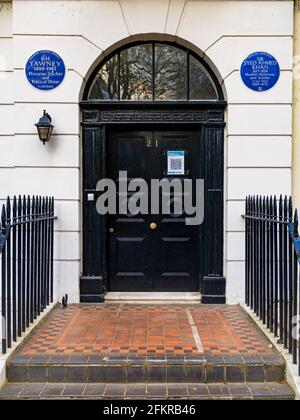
(120, 45, 153, 100)
(155, 44, 186, 100)
(88, 43, 218, 101)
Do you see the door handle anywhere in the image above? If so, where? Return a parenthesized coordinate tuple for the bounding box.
(149, 223, 157, 231)
(109, 228, 114, 233)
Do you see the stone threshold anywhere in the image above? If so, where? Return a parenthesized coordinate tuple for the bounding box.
(105, 292, 201, 303)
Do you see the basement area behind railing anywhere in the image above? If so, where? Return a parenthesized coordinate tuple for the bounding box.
(0, 196, 55, 354)
(243, 195, 300, 375)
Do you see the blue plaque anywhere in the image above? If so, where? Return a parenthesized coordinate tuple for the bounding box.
(240, 52, 280, 92)
(25, 50, 66, 91)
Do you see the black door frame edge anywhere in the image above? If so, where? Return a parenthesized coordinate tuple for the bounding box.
(80, 101, 226, 303)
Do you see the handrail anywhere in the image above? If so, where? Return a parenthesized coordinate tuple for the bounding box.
(0, 215, 57, 254)
(242, 214, 291, 225)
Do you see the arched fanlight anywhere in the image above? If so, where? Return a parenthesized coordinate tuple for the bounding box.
(87, 42, 220, 101)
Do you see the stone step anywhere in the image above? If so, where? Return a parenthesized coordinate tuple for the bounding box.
(7, 356, 286, 384)
(0, 382, 294, 400)
(105, 292, 201, 302)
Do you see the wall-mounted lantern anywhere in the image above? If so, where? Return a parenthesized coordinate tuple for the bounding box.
(35, 110, 54, 145)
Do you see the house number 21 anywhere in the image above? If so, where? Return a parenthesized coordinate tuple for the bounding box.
(146, 139, 159, 147)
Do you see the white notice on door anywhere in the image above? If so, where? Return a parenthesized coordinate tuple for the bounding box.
(167, 151, 185, 175)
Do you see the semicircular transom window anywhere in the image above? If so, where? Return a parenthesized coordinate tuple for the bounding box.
(87, 43, 219, 101)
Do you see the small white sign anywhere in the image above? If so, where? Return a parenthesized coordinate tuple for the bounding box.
(167, 151, 185, 175)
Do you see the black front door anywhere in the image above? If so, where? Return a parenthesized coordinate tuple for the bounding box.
(107, 129, 203, 292)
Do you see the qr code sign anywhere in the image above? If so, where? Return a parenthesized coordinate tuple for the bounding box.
(170, 158, 182, 171)
(167, 151, 185, 175)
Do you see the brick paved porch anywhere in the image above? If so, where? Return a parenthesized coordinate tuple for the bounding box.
(1, 304, 294, 400)
(14, 304, 276, 358)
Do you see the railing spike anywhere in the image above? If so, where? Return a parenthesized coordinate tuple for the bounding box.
(283, 195, 287, 219)
(289, 196, 293, 219)
(21, 195, 25, 216)
(18, 195, 22, 210)
(1, 204, 6, 224)
(6, 197, 11, 218)
(279, 195, 283, 218)
(294, 209, 299, 237)
(27, 195, 31, 214)
(258, 196, 261, 210)
(12, 196, 17, 214)
(45, 197, 49, 215)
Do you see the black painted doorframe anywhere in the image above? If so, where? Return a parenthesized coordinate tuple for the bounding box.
(80, 102, 226, 303)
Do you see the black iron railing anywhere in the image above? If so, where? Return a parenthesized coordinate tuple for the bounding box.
(0, 196, 55, 354)
(243, 195, 300, 374)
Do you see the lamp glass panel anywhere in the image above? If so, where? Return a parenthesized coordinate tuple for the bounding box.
(38, 126, 50, 141)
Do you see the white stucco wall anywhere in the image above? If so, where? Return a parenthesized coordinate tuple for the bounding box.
(0, 0, 294, 304)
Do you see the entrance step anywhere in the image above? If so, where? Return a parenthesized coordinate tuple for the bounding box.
(7, 356, 286, 384)
(0, 382, 294, 400)
(105, 292, 201, 303)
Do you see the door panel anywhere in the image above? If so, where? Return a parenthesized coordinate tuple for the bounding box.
(152, 131, 201, 291)
(107, 129, 202, 292)
(111, 235, 152, 291)
(108, 132, 152, 291)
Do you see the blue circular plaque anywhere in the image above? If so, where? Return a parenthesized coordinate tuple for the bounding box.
(25, 50, 66, 91)
(240, 52, 280, 92)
